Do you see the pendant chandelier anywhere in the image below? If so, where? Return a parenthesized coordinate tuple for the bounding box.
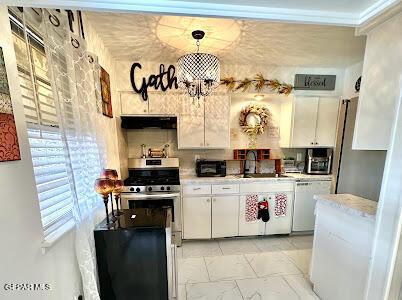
(177, 30, 220, 102)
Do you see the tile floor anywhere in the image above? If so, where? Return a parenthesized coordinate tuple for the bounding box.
(177, 234, 319, 300)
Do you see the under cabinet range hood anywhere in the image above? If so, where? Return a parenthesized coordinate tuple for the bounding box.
(121, 116, 177, 129)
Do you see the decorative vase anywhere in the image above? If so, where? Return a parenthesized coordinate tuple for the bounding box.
(94, 177, 115, 228)
(113, 179, 124, 216)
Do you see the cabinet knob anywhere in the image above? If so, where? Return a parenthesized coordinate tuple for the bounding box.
(207, 143, 210, 146)
(311, 142, 314, 145)
(206, 198, 210, 202)
(315, 142, 318, 145)
(143, 109, 147, 113)
(212, 198, 216, 202)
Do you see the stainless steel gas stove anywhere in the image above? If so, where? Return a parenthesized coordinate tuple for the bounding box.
(121, 158, 182, 246)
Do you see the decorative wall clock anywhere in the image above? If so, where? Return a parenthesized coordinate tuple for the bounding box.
(355, 76, 361, 92)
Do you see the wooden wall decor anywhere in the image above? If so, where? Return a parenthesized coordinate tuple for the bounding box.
(100, 66, 113, 118)
(130, 62, 178, 101)
(0, 47, 21, 162)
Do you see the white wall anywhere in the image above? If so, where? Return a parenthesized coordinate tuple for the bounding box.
(116, 59, 346, 174)
(343, 61, 363, 99)
(115, 60, 346, 96)
(83, 14, 124, 178)
(353, 12, 402, 150)
(0, 8, 122, 300)
(0, 6, 82, 300)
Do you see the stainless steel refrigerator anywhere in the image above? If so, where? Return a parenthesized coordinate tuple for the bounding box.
(333, 97, 387, 201)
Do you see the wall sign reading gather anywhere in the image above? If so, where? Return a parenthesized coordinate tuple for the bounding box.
(130, 63, 178, 101)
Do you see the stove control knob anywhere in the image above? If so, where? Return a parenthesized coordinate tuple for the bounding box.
(167, 186, 171, 191)
(130, 187, 134, 192)
(148, 187, 153, 192)
(161, 186, 165, 191)
(136, 187, 140, 193)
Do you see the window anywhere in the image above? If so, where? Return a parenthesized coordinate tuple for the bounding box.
(10, 11, 75, 242)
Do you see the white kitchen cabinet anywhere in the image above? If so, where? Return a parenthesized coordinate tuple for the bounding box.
(315, 97, 340, 147)
(182, 196, 211, 239)
(264, 192, 294, 235)
(311, 200, 375, 300)
(148, 93, 180, 115)
(182, 181, 294, 239)
(238, 193, 293, 236)
(204, 95, 230, 148)
(292, 97, 319, 147)
(238, 195, 265, 236)
(212, 195, 239, 238)
(178, 94, 230, 149)
(178, 114, 205, 148)
(281, 96, 339, 148)
(120, 91, 148, 115)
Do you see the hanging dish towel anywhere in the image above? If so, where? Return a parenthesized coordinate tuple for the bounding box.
(245, 195, 258, 222)
(274, 193, 287, 217)
(258, 198, 270, 222)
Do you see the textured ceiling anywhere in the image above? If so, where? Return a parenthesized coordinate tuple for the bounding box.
(173, 0, 379, 14)
(85, 12, 366, 67)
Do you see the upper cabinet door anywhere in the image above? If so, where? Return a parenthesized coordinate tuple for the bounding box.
(292, 97, 319, 147)
(178, 99, 205, 148)
(120, 91, 148, 115)
(315, 97, 340, 147)
(148, 93, 180, 115)
(205, 95, 230, 148)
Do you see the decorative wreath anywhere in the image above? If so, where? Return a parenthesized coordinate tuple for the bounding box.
(239, 104, 272, 135)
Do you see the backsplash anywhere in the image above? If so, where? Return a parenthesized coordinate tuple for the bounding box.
(125, 93, 307, 175)
(126, 127, 306, 175)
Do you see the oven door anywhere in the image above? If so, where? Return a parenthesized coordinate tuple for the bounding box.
(121, 192, 182, 246)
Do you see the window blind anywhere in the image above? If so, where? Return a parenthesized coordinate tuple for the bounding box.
(10, 11, 75, 241)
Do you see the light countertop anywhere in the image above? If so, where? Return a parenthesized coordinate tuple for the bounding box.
(180, 173, 332, 184)
(180, 174, 294, 184)
(314, 193, 377, 220)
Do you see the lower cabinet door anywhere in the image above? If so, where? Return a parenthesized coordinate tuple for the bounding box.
(212, 196, 239, 238)
(264, 192, 293, 235)
(183, 196, 211, 239)
(238, 195, 265, 236)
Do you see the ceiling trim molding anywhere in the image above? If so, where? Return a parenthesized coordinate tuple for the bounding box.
(359, 0, 401, 23)
(9, 0, 359, 26)
(6, 0, 400, 26)
(357, 1, 402, 34)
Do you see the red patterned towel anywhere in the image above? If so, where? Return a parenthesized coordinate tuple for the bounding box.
(245, 195, 258, 222)
(274, 193, 287, 217)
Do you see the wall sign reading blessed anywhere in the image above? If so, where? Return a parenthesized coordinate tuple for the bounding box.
(294, 74, 336, 91)
(130, 63, 178, 101)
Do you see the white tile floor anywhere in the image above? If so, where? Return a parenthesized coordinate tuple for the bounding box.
(177, 234, 319, 300)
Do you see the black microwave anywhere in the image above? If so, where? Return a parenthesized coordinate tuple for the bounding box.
(196, 160, 226, 177)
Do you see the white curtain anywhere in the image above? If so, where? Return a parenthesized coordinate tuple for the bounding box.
(23, 9, 104, 299)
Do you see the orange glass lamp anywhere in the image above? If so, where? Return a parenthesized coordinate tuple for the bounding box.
(100, 169, 118, 180)
(100, 169, 118, 220)
(94, 177, 115, 228)
(113, 179, 124, 216)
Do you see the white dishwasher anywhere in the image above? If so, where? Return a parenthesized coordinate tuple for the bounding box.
(292, 180, 331, 231)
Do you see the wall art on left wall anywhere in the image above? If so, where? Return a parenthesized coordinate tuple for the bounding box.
(100, 66, 113, 118)
(0, 47, 21, 162)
